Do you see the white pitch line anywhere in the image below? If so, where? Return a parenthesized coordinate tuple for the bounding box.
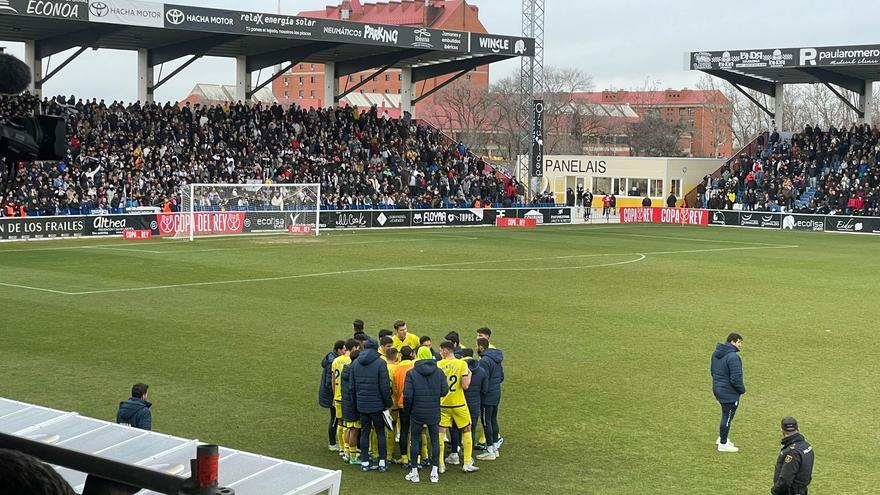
(0, 243, 797, 296)
(585, 231, 788, 246)
(82, 246, 164, 254)
(0, 282, 76, 295)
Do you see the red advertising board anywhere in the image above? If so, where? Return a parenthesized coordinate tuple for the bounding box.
(496, 217, 537, 228)
(156, 212, 246, 236)
(288, 225, 314, 235)
(123, 228, 152, 240)
(619, 207, 709, 226)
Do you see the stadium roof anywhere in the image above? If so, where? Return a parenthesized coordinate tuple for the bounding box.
(0, 0, 533, 75)
(689, 44, 880, 94)
(689, 44, 880, 122)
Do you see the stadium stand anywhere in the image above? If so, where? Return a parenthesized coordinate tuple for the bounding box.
(0, 94, 534, 217)
(700, 124, 880, 216)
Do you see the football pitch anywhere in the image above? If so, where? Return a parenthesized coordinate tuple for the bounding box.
(0, 224, 877, 494)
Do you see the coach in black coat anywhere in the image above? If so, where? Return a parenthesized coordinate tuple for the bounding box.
(403, 348, 448, 469)
(349, 342, 392, 467)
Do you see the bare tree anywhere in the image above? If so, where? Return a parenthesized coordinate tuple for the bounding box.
(695, 75, 733, 157)
(628, 113, 685, 157)
(541, 67, 594, 154)
(428, 79, 499, 156)
(490, 74, 525, 161)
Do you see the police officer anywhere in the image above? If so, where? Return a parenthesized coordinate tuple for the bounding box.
(771, 417, 814, 495)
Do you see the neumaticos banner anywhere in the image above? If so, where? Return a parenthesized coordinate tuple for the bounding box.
(691, 44, 880, 70)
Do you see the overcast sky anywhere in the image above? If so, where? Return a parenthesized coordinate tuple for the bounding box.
(5, 0, 880, 102)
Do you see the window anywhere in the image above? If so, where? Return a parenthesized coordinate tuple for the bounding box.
(627, 178, 649, 196)
(372, 76, 377, 82)
(310, 76, 316, 84)
(360, 75, 365, 81)
(466, 74, 472, 81)
(298, 90, 304, 98)
(679, 108, 686, 116)
(348, 75, 354, 82)
(613, 178, 625, 196)
(384, 89, 388, 94)
(310, 90, 315, 98)
(687, 107, 695, 115)
(298, 77, 303, 85)
(299, 64, 303, 70)
(283, 78, 289, 87)
(649, 179, 664, 197)
(398, 74, 401, 81)
(671, 179, 682, 197)
(385, 74, 390, 81)
(310, 64, 315, 69)
(283, 91, 289, 98)
(593, 177, 612, 195)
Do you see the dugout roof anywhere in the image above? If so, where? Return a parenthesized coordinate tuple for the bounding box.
(0, 396, 341, 494)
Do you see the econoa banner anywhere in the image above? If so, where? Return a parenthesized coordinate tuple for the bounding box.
(620, 207, 709, 226)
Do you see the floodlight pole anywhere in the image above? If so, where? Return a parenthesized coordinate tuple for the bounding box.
(521, 0, 545, 198)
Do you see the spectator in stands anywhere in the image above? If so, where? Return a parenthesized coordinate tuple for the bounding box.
(0, 448, 76, 495)
(116, 383, 152, 430)
(0, 94, 509, 216)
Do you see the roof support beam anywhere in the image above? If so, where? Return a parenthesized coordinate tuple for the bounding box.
(336, 64, 393, 100)
(37, 46, 87, 86)
(151, 54, 202, 92)
(700, 69, 776, 96)
(412, 55, 508, 82)
(793, 67, 866, 94)
(413, 68, 469, 104)
(147, 34, 241, 67)
(35, 25, 125, 59)
(248, 61, 296, 99)
(336, 49, 425, 77)
(821, 82, 864, 118)
(730, 82, 773, 118)
(246, 42, 342, 72)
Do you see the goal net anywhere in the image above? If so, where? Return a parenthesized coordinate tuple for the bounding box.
(171, 183, 320, 240)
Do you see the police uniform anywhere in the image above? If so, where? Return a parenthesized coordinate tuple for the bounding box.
(771, 417, 814, 495)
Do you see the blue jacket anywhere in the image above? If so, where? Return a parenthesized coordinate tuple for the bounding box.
(340, 361, 359, 422)
(349, 348, 392, 414)
(116, 397, 152, 430)
(464, 358, 488, 415)
(403, 358, 449, 425)
(479, 348, 504, 406)
(318, 351, 336, 408)
(711, 343, 745, 403)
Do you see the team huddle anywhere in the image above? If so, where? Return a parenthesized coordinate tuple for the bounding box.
(318, 320, 504, 483)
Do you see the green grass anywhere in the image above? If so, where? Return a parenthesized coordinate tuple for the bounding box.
(0, 224, 877, 494)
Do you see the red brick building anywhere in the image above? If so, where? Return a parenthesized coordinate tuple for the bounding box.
(272, 0, 489, 111)
(573, 89, 733, 158)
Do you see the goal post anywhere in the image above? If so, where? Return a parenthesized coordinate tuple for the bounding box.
(172, 183, 321, 240)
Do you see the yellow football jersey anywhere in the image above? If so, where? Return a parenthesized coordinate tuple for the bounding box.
(392, 332, 420, 351)
(439, 358, 469, 407)
(331, 355, 351, 402)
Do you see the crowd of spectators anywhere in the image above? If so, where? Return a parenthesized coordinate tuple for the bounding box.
(1, 93, 526, 217)
(697, 124, 880, 216)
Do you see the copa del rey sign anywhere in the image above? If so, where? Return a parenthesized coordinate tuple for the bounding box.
(620, 207, 709, 226)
